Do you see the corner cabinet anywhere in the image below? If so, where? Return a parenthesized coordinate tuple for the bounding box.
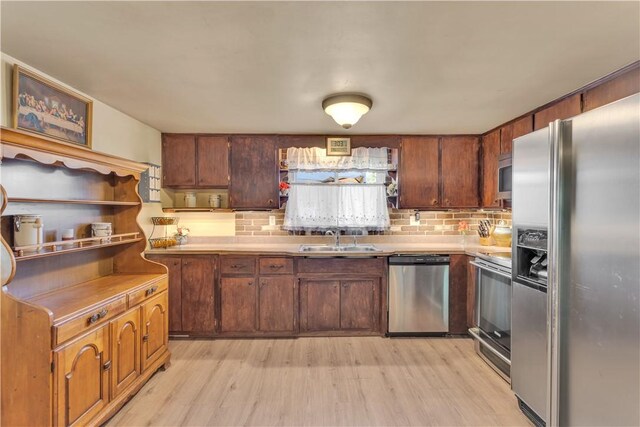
(0, 128, 170, 427)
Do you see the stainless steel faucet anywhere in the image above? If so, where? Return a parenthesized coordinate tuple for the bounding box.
(325, 229, 340, 247)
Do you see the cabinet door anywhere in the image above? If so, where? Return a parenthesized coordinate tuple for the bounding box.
(197, 136, 229, 187)
(299, 280, 340, 332)
(481, 129, 501, 208)
(55, 326, 110, 427)
(500, 115, 532, 155)
(220, 277, 257, 332)
(141, 292, 169, 372)
(162, 134, 196, 187)
(449, 254, 468, 334)
(466, 256, 478, 329)
(441, 136, 480, 208)
(340, 279, 379, 331)
(399, 136, 440, 208)
(258, 276, 296, 333)
(534, 93, 581, 130)
(584, 67, 640, 111)
(110, 308, 140, 399)
(149, 256, 182, 332)
(229, 136, 278, 209)
(181, 257, 216, 333)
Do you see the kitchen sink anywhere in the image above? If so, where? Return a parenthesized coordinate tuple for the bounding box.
(299, 244, 380, 253)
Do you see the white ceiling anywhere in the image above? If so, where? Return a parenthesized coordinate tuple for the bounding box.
(1, 1, 639, 135)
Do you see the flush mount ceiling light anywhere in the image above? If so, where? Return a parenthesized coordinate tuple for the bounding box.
(322, 94, 373, 129)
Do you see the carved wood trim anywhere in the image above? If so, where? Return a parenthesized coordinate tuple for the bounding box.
(1, 127, 148, 178)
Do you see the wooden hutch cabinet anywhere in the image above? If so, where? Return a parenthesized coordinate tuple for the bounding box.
(0, 128, 170, 427)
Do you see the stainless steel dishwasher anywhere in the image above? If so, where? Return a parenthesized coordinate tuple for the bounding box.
(388, 255, 450, 335)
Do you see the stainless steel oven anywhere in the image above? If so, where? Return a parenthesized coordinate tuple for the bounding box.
(497, 153, 512, 200)
(469, 252, 512, 382)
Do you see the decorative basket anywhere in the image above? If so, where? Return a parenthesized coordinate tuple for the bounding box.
(151, 217, 179, 226)
(148, 237, 177, 249)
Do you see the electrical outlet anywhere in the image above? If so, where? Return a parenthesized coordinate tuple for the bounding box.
(410, 213, 420, 226)
(269, 215, 276, 226)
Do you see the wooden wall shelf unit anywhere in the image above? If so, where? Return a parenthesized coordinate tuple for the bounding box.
(0, 127, 170, 427)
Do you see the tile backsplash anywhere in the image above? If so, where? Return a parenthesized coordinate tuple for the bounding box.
(234, 209, 511, 237)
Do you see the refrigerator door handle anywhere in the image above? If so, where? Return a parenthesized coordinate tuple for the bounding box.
(548, 119, 571, 427)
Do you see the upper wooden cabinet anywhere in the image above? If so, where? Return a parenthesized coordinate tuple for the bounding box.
(229, 136, 278, 209)
(584, 66, 640, 112)
(441, 136, 480, 208)
(481, 129, 501, 209)
(162, 134, 196, 187)
(197, 136, 230, 187)
(162, 134, 229, 188)
(500, 115, 533, 154)
(399, 136, 440, 208)
(534, 93, 582, 130)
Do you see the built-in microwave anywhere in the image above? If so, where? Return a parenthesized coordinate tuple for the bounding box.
(497, 153, 512, 200)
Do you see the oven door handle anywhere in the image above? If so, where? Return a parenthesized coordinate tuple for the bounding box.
(468, 327, 511, 366)
(470, 261, 512, 281)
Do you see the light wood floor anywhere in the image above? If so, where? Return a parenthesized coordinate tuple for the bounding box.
(107, 337, 530, 426)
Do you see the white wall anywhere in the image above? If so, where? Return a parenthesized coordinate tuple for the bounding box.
(0, 53, 165, 240)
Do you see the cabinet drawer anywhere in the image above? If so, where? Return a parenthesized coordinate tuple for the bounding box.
(54, 297, 126, 346)
(127, 278, 168, 308)
(221, 256, 256, 275)
(259, 258, 293, 275)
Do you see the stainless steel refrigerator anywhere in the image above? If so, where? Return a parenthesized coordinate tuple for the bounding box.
(512, 93, 640, 426)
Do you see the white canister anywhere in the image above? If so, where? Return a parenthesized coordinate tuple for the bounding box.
(91, 222, 113, 241)
(209, 194, 221, 208)
(14, 215, 44, 249)
(184, 192, 197, 208)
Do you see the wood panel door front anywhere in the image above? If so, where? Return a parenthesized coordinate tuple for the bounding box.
(220, 277, 257, 333)
(148, 256, 183, 332)
(162, 134, 196, 187)
(141, 292, 168, 372)
(110, 308, 140, 399)
(258, 276, 296, 333)
(197, 136, 229, 187)
(399, 136, 440, 208)
(299, 280, 340, 332)
(481, 129, 501, 208)
(500, 115, 533, 155)
(181, 257, 215, 333)
(55, 326, 110, 427)
(441, 136, 480, 208)
(340, 279, 379, 331)
(229, 136, 278, 209)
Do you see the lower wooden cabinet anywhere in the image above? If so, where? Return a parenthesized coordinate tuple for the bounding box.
(141, 291, 169, 372)
(299, 278, 381, 334)
(220, 277, 257, 333)
(54, 326, 111, 427)
(110, 308, 141, 399)
(52, 290, 169, 427)
(148, 255, 216, 335)
(258, 276, 296, 332)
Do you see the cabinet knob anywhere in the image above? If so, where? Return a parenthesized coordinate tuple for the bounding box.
(103, 360, 112, 371)
(268, 199, 274, 205)
(269, 264, 283, 269)
(342, 283, 348, 288)
(143, 334, 149, 342)
(431, 199, 437, 206)
(145, 286, 158, 297)
(248, 281, 253, 286)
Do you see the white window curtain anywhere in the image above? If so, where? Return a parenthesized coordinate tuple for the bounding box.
(283, 147, 391, 232)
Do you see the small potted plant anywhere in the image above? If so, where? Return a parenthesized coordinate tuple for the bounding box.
(175, 226, 190, 245)
(279, 181, 290, 196)
(458, 220, 470, 245)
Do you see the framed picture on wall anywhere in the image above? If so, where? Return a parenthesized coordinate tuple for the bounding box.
(12, 65, 93, 148)
(326, 137, 351, 156)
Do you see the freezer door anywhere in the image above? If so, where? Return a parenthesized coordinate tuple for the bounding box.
(511, 281, 547, 421)
(512, 128, 550, 228)
(553, 94, 640, 426)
